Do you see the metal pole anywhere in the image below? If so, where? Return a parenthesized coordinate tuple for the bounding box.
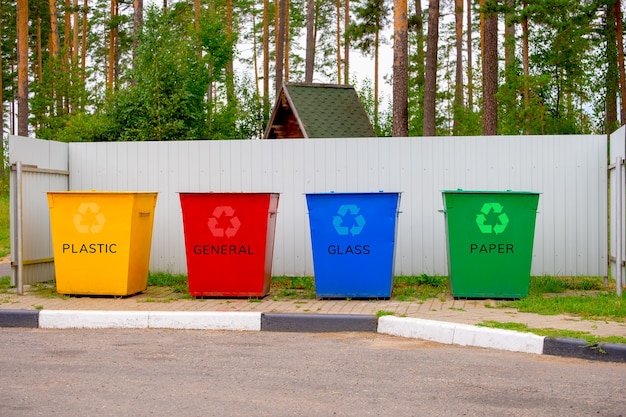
(16, 161, 23, 295)
(617, 157, 623, 297)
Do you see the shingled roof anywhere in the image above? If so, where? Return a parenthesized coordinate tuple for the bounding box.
(264, 83, 377, 139)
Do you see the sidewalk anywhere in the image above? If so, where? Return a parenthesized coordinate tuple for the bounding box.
(1, 281, 624, 339)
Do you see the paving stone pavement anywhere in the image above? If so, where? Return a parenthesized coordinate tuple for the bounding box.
(1, 278, 624, 339)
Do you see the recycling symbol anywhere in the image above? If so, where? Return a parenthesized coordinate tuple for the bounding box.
(475, 203, 509, 235)
(73, 203, 106, 234)
(207, 206, 241, 238)
(332, 204, 366, 236)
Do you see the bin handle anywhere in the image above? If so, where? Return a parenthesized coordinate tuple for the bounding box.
(139, 212, 151, 217)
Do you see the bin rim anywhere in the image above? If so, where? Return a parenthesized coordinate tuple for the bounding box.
(177, 191, 280, 194)
(305, 191, 402, 195)
(47, 190, 158, 194)
(442, 189, 540, 195)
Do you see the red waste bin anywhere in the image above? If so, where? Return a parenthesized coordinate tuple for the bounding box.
(179, 193, 279, 297)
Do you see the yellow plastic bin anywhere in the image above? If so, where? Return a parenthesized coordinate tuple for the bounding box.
(47, 191, 158, 296)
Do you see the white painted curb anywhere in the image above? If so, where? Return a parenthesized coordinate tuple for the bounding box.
(148, 311, 261, 331)
(377, 316, 545, 354)
(38, 310, 262, 331)
(39, 310, 150, 329)
(377, 316, 457, 344)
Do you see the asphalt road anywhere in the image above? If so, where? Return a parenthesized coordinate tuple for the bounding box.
(1, 329, 625, 417)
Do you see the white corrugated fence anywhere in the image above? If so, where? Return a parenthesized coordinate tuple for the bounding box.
(10, 134, 610, 284)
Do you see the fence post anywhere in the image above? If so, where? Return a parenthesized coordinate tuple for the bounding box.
(15, 161, 24, 295)
(617, 157, 624, 297)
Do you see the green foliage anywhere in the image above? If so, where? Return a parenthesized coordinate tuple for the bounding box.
(354, 77, 391, 136)
(105, 6, 215, 141)
(52, 112, 115, 142)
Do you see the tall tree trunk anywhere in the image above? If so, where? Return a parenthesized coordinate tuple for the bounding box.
(284, 0, 290, 82)
(482, 3, 498, 135)
(453, 0, 464, 134)
(336, 0, 341, 83)
(344, 0, 349, 84)
(305, 0, 315, 82)
(226, 0, 236, 103)
(49, 0, 61, 57)
(522, 1, 530, 133)
(107, 0, 117, 93)
(263, 0, 270, 118)
(423, 0, 439, 136)
(82, 0, 88, 84)
(17, 0, 29, 136)
(134, 0, 144, 72)
(0, 6, 3, 143)
(504, 0, 514, 71)
(466, 0, 473, 110)
(64, 0, 71, 54)
(73, 0, 79, 63)
(413, 0, 425, 134)
(392, 0, 408, 136)
(276, 0, 286, 97)
(615, 1, 626, 126)
(37, 16, 43, 81)
(606, 3, 618, 133)
(253, 9, 260, 95)
(374, 28, 380, 128)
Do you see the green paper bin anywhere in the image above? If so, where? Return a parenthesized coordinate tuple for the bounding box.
(442, 190, 540, 298)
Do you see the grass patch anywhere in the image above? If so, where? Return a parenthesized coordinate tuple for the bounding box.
(478, 320, 626, 345)
(392, 274, 448, 301)
(497, 290, 626, 322)
(526, 275, 605, 296)
(0, 276, 10, 293)
(29, 281, 67, 299)
(376, 310, 395, 318)
(0, 175, 10, 258)
(493, 276, 624, 321)
(147, 271, 188, 294)
(270, 276, 316, 300)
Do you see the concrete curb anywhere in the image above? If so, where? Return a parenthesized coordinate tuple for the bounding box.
(543, 337, 626, 363)
(261, 313, 377, 333)
(377, 316, 545, 354)
(2, 309, 624, 362)
(0, 309, 39, 328)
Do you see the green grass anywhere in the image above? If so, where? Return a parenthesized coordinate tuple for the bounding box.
(494, 276, 625, 322)
(477, 320, 626, 345)
(393, 274, 448, 301)
(0, 175, 10, 257)
(525, 275, 605, 295)
(270, 276, 316, 300)
(497, 290, 626, 322)
(147, 271, 189, 294)
(0, 276, 10, 293)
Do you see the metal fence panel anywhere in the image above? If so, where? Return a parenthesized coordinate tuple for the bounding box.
(609, 126, 625, 293)
(62, 136, 608, 278)
(8, 135, 609, 281)
(8, 136, 69, 285)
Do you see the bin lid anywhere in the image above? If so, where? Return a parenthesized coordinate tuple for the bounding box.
(306, 191, 401, 195)
(47, 191, 158, 195)
(442, 189, 540, 195)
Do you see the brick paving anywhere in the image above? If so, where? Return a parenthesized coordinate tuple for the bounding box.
(1, 282, 624, 339)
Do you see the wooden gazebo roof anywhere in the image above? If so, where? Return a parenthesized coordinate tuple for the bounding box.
(264, 83, 377, 139)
